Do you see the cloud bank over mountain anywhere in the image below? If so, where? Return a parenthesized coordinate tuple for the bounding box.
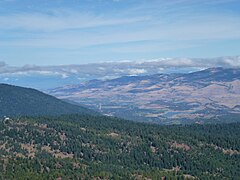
(1, 56, 240, 75)
(0, 56, 239, 89)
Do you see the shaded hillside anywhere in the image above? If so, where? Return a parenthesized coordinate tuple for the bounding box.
(0, 84, 94, 117)
(49, 68, 240, 124)
(0, 115, 239, 179)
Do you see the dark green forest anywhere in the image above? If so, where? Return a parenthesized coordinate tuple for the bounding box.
(0, 114, 239, 179)
(0, 84, 95, 117)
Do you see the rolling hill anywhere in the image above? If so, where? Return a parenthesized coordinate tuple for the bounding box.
(49, 67, 240, 124)
(0, 84, 94, 117)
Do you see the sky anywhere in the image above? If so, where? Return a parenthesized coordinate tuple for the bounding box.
(0, 0, 240, 66)
(0, 0, 240, 89)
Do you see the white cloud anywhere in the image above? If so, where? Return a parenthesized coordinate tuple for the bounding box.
(158, 67, 165, 72)
(128, 68, 147, 75)
(0, 56, 240, 77)
(61, 73, 69, 79)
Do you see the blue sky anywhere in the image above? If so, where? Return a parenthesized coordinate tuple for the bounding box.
(0, 0, 240, 66)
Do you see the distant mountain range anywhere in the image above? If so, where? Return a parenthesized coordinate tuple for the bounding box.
(49, 67, 240, 124)
(1, 56, 239, 90)
(0, 84, 94, 117)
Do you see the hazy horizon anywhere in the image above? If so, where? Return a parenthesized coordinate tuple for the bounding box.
(0, 56, 239, 89)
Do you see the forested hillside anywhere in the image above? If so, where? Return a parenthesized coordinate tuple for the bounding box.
(0, 84, 94, 117)
(0, 115, 239, 179)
